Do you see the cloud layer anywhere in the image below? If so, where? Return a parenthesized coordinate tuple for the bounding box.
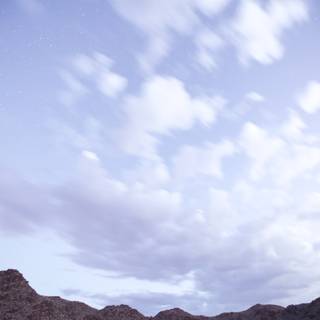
(1, 0, 319, 317)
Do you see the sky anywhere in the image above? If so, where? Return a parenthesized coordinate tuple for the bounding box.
(1, 0, 320, 316)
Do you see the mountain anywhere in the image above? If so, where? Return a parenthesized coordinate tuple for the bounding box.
(1, 269, 319, 320)
(98, 304, 147, 320)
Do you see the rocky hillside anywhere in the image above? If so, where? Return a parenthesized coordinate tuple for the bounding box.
(0, 269, 319, 320)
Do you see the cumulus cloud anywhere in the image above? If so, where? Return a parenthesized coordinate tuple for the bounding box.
(228, 0, 308, 65)
(119, 76, 225, 158)
(298, 81, 320, 114)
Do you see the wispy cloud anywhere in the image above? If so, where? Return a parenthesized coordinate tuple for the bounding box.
(228, 0, 308, 65)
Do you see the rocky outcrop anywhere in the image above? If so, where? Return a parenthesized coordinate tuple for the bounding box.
(154, 308, 196, 320)
(1, 269, 320, 320)
(0, 269, 97, 320)
(98, 304, 147, 320)
(213, 304, 284, 320)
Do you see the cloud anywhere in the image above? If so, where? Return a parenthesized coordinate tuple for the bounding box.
(59, 52, 127, 106)
(228, 0, 308, 65)
(281, 111, 306, 141)
(50, 117, 104, 153)
(119, 76, 225, 158)
(2, 0, 320, 316)
(2, 109, 320, 315)
(82, 150, 100, 161)
(111, 0, 309, 71)
(74, 52, 128, 98)
(2, 126, 320, 315)
(239, 120, 320, 186)
(280, 110, 317, 144)
(239, 122, 285, 180)
(124, 160, 171, 187)
(59, 71, 89, 107)
(0, 169, 51, 235)
(111, 0, 230, 72)
(298, 81, 320, 114)
(195, 29, 225, 71)
(172, 140, 235, 180)
(245, 91, 265, 103)
(97, 71, 128, 98)
(62, 289, 210, 316)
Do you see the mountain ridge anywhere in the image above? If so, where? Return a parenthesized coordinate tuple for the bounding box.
(1, 269, 319, 320)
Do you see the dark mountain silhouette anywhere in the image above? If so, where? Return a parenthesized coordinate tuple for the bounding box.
(1, 269, 320, 320)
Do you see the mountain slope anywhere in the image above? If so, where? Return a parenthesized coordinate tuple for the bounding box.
(0, 269, 319, 320)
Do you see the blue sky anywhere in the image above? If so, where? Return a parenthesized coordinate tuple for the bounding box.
(1, 0, 320, 316)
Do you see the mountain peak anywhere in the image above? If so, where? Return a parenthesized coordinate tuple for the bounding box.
(154, 307, 194, 320)
(99, 304, 146, 320)
(0, 269, 36, 295)
(0, 269, 25, 281)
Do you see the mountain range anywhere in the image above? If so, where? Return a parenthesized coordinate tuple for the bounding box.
(1, 269, 319, 320)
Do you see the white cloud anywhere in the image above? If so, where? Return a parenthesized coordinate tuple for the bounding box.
(111, 0, 308, 71)
(300, 192, 320, 214)
(73, 52, 127, 98)
(60, 52, 127, 106)
(298, 81, 320, 114)
(173, 140, 235, 179)
(112, 0, 230, 37)
(245, 91, 265, 103)
(281, 111, 306, 141)
(195, 29, 224, 71)
(59, 71, 89, 107)
(97, 71, 127, 98)
(280, 111, 317, 144)
(124, 160, 171, 187)
(272, 144, 320, 186)
(239, 121, 320, 186)
(120, 76, 225, 158)
(209, 188, 231, 212)
(3, 117, 320, 314)
(72, 54, 97, 76)
(50, 117, 104, 154)
(239, 122, 285, 180)
(229, 0, 308, 65)
(75, 52, 127, 98)
(111, 0, 230, 72)
(3, 0, 320, 315)
(81, 150, 99, 161)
